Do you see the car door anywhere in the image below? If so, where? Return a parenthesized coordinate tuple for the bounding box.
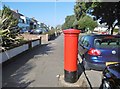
(82, 36, 91, 56)
(78, 36, 85, 57)
(78, 36, 90, 58)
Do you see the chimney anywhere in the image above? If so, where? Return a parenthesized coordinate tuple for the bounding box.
(14, 10, 18, 13)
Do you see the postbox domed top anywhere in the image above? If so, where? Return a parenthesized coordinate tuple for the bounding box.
(63, 29, 80, 34)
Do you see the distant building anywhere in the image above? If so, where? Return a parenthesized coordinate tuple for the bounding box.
(11, 9, 46, 32)
(115, 25, 119, 29)
(12, 10, 30, 31)
(93, 25, 109, 34)
(30, 17, 39, 29)
(94, 25, 108, 32)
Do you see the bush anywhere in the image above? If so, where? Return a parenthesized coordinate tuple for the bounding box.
(114, 28, 119, 33)
(42, 30, 56, 35)
(0, 5, 19, 47)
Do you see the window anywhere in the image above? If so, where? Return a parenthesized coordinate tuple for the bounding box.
(82, 36, 90, 47)
(79, 36, 85, 44)
(94, 37, 120, 48)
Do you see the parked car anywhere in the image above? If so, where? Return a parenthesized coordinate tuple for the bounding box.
(101, 63, 120, 89)
(29, 29, 34, 34)
(19, 28, 28, 34)
(78, 34, 120, 70)
(31, 28, 42, 34)
(42, 29, 49, 34)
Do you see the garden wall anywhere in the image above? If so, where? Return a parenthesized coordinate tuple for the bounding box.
(0, 38, 41, 64)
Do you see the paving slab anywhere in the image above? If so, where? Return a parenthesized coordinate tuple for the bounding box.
(59, 75, 87, 88)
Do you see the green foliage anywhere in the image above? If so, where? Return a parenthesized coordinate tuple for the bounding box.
(0, 5, 19, 47)
(74, 2, 92, 20)
(92, 2, 120, 34)
(40, 23, 49, 30)
(62, 15, 76, 29)
(74, 2, 98, 31)
(114, 28, 119, 33)
(46, 30, 55, 35)
(78, 15, 98, 31)
(75, 2, 120, 34)
(56, 25, 62, 30)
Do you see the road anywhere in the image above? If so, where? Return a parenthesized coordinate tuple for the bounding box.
(2, 33, 102, 88)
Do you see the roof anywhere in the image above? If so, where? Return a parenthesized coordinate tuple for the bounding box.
(86, 33, 112, 37)
(85, 34, 120, 38)
(11, 10, 24, 19)
(97, 25, 108, 28)
(30, 18, 38, 23)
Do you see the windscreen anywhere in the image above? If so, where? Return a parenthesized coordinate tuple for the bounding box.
(94, 36, 120, 48)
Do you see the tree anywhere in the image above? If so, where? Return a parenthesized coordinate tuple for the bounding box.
(62, 15, 76, 29)
(40, 23, 49, 30)
(56, 25, 62, 30)
(78, 15, 98, 31)
(74, 1, 120, 34)
(0, 5, 19, 47)
(74, 2, 92, 21)
(91, 2, 120, 34)
(51, 26, 54, 30)
(74, 2, 98, 31)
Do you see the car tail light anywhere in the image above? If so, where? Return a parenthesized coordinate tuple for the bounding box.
(88, 48, 101, 56)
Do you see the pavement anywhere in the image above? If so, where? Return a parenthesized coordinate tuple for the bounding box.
(2, 33, 102, 88)
(2, 34, 64, 87)
(84, 70, 102, 88)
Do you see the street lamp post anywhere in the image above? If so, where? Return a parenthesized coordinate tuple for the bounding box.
(54, 0, 57, 28)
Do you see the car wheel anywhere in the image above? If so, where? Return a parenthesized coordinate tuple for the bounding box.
(83, 58, 91, 70)
(102, 80, 113, 89)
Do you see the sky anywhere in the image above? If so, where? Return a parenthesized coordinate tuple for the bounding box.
(2, 2, 75, 27)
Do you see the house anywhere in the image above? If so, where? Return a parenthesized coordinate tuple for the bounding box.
(94, 25, 108, 32)
(30, 17, 39, 30)
(93, 25, 109, 34)
(12, 10, 30, 32)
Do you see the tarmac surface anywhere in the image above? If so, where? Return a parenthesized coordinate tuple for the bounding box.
(2, 33, 102, 88)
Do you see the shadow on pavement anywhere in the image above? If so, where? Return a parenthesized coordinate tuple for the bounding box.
(78, 61, 93, 89)
(78, 62, 85, 77)
(2, 43, 54, 88)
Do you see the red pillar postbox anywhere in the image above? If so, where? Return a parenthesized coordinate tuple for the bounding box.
(63, 29, 80, 83)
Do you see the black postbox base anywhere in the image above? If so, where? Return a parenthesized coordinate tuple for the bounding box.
(64, 70, 78, 83)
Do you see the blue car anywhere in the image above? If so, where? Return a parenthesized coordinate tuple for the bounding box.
(32, 28, 42, 34)
(19, 28, 28, 33)
(78, 34, 120, 70)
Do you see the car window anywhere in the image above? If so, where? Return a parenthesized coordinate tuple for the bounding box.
(83, 40, 89, 47)
(94, 36, 120, 48)
(82, 36, 90, 47)
(79, 36, 85, 44)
